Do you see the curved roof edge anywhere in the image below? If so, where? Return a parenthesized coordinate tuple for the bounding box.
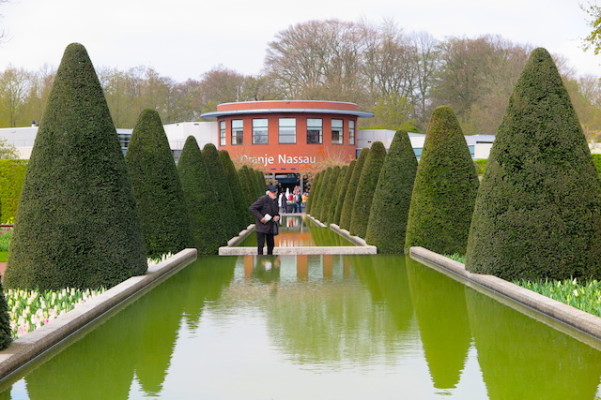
(201, 108, 374, 119)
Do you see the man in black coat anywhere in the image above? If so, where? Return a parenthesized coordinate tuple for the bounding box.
(249, 185, 280, 255)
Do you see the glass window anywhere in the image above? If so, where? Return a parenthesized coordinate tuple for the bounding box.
(279, 118, 296, 144)
(219, 121, 226, 146)
(252, 119, 269, 144)
(331, 119, 343, 145)
(307, 118, 322, 144)
(231, 120, 243, 145)
(349, 120, 355, 145)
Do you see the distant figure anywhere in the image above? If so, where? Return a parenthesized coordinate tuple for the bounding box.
(278, 191, 287, 214)
(249, 185, 281, 255)
(294, 190, 302, 213)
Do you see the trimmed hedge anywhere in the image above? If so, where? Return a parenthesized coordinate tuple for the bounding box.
(366, 131, 418, 253)
(405, 106, 479, 255)
(178, 136, 222, 255)
(339, 148, 370, 230)
(319, 166, 340, 222)
(350, 142, 387, 238)
(5, 43, 147, 290)
(0, 160, 27, 223)
(327, 165, 348, 223)
(306, 171, 323, 215)
(125, 109, 192, 259)
(333, 161, 355, 226)
(466, 48, 601, 280)
(314, 167, 333, 221)
(202, 143, 238, 240)
(0, 281, 11, 349)
(219, 150, 248, 231)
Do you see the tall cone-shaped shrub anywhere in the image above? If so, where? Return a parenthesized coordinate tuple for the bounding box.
(350, 142, 386, 238)
(0, 282, 11, 350)
(5, 43, 147, 290)
(405, 106, 479, 255)
(313, 167, 333, 221)
(306, 171, 323, 215)
(327, 166, 348, 222)
(202, 144, 238, 240)
(254, 169, 266, 196)
(220, 150, 247, 231)
(319, 167, 340, 222)
(366, 131, 418, 253)
(466, 48, 601, 280)
(333, 160, 355, 225)
(339, 148, 369, 230)
(238, 166, 256, 224)
(178, 137, 222, 255)
(125, 109, 191, 259)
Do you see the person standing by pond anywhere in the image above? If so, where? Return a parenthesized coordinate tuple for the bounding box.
(249, 185, 280, 255)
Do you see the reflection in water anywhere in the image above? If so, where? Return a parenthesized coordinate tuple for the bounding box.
(0, 254, 599, 399)
(239, 215, 354, 247)
(465, 289, 601, 400)
(406, 259, 472, 390)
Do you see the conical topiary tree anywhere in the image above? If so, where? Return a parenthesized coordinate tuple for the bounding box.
(219, 150, 248, 231)
(238, 166, 257, 224)
(350, 142, 386, 238)
(319, 166, 340, 222)
(366, 131, 418, 253)
(125, 109, 191, 260)
(333, 161, 355, 226)
(466, 48, 601, 280)
(178, 136, 222, 255)
(404, 106, 479, 255)
(313, 167, 333, 222)
(339, 148, 370, 230)
(202, 143, 238, 240)
(4, 43, 147, 290)
(327, 166, 348, 223)
(306, 171, 323, 215)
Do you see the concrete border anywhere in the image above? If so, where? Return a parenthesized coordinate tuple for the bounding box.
(409, 246, 601, 348)
(227, 224, 256, 247)
(0, 248, 197, 382)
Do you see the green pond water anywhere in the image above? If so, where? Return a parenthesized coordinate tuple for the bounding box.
(0, 254, 599, 399)
(239, 215, 354, 247)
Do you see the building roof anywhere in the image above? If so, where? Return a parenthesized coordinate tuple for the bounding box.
(201, 100, 374, 119)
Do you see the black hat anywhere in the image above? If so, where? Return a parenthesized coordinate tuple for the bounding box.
(267, 185, 277, 193)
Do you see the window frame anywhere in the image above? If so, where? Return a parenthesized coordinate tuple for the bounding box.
(306, 118, 323, 145)
(349, 120, 355, 145)
(331, 119, 343, 145)
(231, 119, 244, 145)
(278, 118, 297, 144)
(252, 118, 269, 145)
(219, 121, 226, 146)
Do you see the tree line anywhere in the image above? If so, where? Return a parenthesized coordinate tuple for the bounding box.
(0, 19, 600, 139)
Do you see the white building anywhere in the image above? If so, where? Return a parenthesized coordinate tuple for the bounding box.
(357, 129, 496, 160)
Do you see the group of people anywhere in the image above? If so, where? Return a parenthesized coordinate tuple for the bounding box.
(249, 184, 309, 255)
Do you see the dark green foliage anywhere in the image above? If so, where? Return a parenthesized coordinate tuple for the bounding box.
(254, 169, 266, 197)
(313, 168, 333, 221)
(405, 106, 479, 255)
(333, 161, 355, 225)
(339, 148, 370, 230)
(366, 132, 418, 253)
(238, 166, 257, 224)
(327, 166, 347, 223)
(219, 150, 248, 231)
(125, 109, 191, 259)
(5, 43, 147, 290)
(592, 154, 601, 176)
(318, 167, 340, 222)
(0, 160, 27, 223)
(178, 136, 222, 255)
(0, 281, 11, 350)
(466, 48, 601, 280)
(202, 144, 238, 240)
(306, 171, 323, 215)
(350, 142, 387, 238)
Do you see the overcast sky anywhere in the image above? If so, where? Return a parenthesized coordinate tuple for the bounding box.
(0, 0, 598, 81)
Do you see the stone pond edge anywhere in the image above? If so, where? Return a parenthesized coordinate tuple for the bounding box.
(409, 246, 601, 345)
(0, 247, 198, 382)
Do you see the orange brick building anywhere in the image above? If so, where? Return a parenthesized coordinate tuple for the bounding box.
(201, 100, 373, 189)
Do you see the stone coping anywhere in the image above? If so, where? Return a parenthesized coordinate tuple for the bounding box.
(219, 246, 376, 255)
(410, 246, 601, 349)
(0, 248, 197, 382)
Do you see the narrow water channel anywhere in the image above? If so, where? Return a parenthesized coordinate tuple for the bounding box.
(0, 253, 599, 399)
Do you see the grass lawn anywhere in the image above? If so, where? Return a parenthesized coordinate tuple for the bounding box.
(0, 252, 6, 262)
